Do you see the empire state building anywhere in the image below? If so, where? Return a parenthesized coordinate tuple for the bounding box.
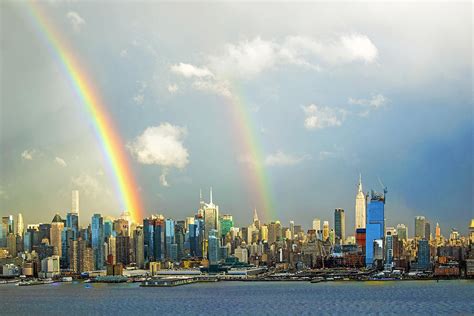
(355, 174, 366, 229)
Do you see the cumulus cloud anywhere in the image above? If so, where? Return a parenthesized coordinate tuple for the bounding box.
(66, 11, 85, 32)
(55, 157, 67, 167)
(133, 94, 144, 105)
(128, 123, 189, 168)
(170, 63, 214, 78)
(171, 34, 377, 98)
(348, 94, 388, 116)
(191, 79, 232, 98)
(265, 151, 310, 166)
(159, 171, 169, 187)
(21, 149, 35, 161)
(167, 84, 179, 94)
(302, 104, 345, 130)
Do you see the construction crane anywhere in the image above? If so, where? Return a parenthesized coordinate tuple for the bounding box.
(377, 176, 388, 202)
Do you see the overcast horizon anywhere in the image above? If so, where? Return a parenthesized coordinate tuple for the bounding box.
(1, 2, 472, 235)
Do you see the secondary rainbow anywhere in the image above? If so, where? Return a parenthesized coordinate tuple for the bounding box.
(224, 86, 276, 222)
(26, 2, 144, 223)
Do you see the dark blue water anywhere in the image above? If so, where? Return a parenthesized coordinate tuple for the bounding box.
(1, 280, 473, 315)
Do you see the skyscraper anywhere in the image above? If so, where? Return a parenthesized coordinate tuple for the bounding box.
(50, 214, 64, 257)
(396, 224, 408, 241)
(424, 221, 431, 241)
(165, 219, 175, 259)
(334, 209, 345, 244)
(219, 214, 233, 239)
(322, 221, 329, 241)
(415, 216, 426, 239)
(435, 223, 441, 240)
(203, 188, 219, 240)
(208, 229, 219, 265)
(312, 218, 321, 231)
(16, 213, 24, 237)
(66, 212, 79, 240)
(133, 226, 144, 268)
(91, 214, 104, 270)
(355, 174, 366, 230)
(72, 190, 79, 214)
(365, 191, 386, 267)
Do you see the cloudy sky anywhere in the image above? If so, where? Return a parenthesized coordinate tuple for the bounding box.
(1, 2, 472, 235)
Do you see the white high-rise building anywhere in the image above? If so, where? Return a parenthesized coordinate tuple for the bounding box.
(312, 218, 321, 231)
(203, 188, 219, 240)
(72, 190, 79, 214)
(16, 213, 24, 236)
(355, 174, 366, 230)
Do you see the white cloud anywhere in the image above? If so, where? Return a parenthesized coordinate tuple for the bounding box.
(71, 174, 101, 197)
(170, 63, 214, 78)
(128, 123, 189, 169)
(348, 94, 387, 116)
(55, 157, 67, 167)
(159, 171, 169, 187)
(192, 80, 232, 98)
(302, 104, 345, 130)
(66, 11, 85, 33)
(133, 94, 144, 105)
(21, 149, 35, 161)
(319, 146, 345, 161)
(167, 84, 179, 94)
(265, 151, 310, 166)
(208, 37, 279, 79)
(120, 49, 128, 57)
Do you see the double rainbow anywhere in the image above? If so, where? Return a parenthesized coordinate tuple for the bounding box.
(27, 3, 144, 223)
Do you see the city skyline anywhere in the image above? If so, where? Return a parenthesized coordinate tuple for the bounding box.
(1, 2, 472, 233)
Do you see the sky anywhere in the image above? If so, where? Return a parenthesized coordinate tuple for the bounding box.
(0, 1, 472, 235)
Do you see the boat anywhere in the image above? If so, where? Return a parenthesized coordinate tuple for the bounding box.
(62, 277, 73, 282)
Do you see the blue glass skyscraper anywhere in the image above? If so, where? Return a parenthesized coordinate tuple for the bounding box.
(66, 213, 79, 240)
(91, 214, 104, 270)
(165, 219, 175, 259)
(365, 191, 385, 267)
(143, 218, 155, 262)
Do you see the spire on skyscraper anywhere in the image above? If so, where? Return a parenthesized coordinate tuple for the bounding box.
(210, 187, 213, 205)
(253, 208, 259, 223)
(358, 173, 363, 193)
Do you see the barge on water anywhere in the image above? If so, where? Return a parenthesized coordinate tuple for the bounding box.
(140, 277, 197, 287)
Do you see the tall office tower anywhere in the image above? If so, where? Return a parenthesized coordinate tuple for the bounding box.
(414, 216, 426, 239)
(185, 217, 195, 232)
(116, 235, 130, 265)
(61, 227, 74, 268)
(16, 213, 24, 237)
(69, 239, 80, 273)
(72, 190, 79, 214)
(0, 217, 8, 247)
(165, 219, 175, 259)
(253, 209, 260, 229)
(396, 224, 408, 241)
(50, 214, 64, 257)
(329, 229, 335, 245)
(79, 239, 94, 272)
(334, 209, 345, 244)
(365, 190, 386, 268)
(7, 233, 17, 257)
(416, 239, 430, 270)
(260, 224, 268, 242)
(322, 221, 329, 241)
(107, 236, 116, 264)
(188, 223, 199, 257)
(435, 223, 441, 240)
(103, 219, 114, 239)
(469, 219, 474, 245)
(175, 223, 185, 261)
(424, 222, 431, 241)
(208, 229, 219, 265)
(385, 233, 394, 270)
(289, 221, 295, 240)
(143, 218, 155, 262)
(133, 226, 144, 268)
(153, 218, 165, 261)
(114, 218, 129, 237)
(219, 215, 233, 239)
(268, 221, 281, 244)
(66, 213, 79, 240)
(91, 214, 104, 270)
(355, 174, 366, 230)
(312, 218, 321, 232)
(204, 188, 219, 240)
